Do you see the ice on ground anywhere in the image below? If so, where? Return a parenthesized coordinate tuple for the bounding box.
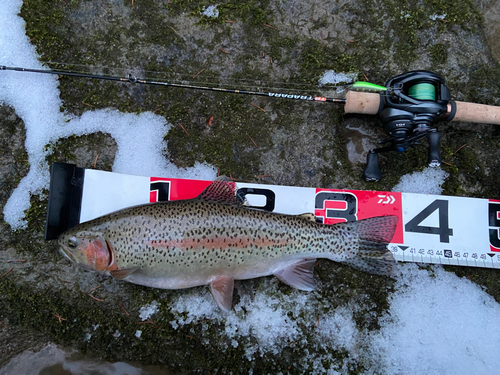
(319, 70, 358, 85)
(168, 281, 361, 367)
(202, 5, 219, 18)
(366, 264, 500, 374)
(430, 14, 447, 20)
(138, 300, 160, 321)
(392, 167, 449, 194)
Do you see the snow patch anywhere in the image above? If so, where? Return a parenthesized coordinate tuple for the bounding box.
(366, 264, 500, 373)
(319, 70, 357, 85)
(139, 300, 160, 321)
(392, 167, 449, 195)
(202, 5, 219, 18)
(430, 14, 447, 21)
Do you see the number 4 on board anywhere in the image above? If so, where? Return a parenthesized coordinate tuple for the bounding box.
(405, 200, 453, 243)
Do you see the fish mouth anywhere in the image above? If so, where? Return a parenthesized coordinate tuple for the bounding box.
(59, 247, 95, 272)
(59, 247, 76, 262)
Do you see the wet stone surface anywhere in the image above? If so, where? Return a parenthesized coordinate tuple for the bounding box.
(2, 0, 500, 373)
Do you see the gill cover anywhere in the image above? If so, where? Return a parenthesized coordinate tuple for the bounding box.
(59, 232, 114, 272)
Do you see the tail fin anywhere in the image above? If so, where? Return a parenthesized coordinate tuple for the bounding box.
(340, 216, 398, 277)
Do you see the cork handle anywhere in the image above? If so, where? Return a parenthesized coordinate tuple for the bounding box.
(344, 91, 381, 115)
(344, 92, 500, 125)
(452, 101, 500, 125)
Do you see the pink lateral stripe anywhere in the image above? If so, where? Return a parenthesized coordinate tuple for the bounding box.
(146, 236, 292, 251)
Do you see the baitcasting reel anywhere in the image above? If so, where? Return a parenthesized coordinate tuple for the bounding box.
(362, 70, 451, 181)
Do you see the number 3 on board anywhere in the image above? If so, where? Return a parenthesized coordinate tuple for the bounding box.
(405, 200, 453, 243)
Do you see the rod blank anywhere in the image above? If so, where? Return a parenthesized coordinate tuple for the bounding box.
(1, 65, 346, 104)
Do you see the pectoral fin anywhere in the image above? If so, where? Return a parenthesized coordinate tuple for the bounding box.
(274, 259, 316, 291)
(110, 268, 138, 280)
(209, 276, 234, 312)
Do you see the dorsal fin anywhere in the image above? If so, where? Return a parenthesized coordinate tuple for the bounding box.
(197, 176, 239, 204)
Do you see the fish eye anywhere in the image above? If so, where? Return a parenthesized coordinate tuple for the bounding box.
(67, 237, 78, 249)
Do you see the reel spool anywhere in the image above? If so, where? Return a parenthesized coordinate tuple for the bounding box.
(363, 70, 451, 181)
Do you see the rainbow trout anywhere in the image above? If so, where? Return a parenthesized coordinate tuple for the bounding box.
(58, 177, 398, 311)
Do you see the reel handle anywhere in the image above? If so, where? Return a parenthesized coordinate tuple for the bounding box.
(362, 151, 382, 182)
(427, 131, 441, 167)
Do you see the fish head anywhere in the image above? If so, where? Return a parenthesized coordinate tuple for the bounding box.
(58, 229, 114, 272)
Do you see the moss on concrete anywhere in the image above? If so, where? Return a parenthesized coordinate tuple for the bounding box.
(166, 0, 270, 25)
(429, 43, 448, 66)
(45, 132, 117, 171)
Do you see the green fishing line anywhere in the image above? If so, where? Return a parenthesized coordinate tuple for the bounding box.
(408, 83, 436, 100)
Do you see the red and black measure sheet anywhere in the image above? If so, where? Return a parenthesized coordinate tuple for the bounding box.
(46, 163, 500, 269)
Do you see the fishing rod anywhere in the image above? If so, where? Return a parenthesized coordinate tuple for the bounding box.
(3, 65, 500, 181)
(0, 65, 346, 104)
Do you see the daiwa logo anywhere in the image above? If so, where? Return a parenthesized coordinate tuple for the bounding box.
(377, 194, 396, 204)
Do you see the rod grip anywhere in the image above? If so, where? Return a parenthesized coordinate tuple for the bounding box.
(344, 91, 382, 115)
(450, 101, 500, 125)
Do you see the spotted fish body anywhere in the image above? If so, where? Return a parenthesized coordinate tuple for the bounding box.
(58, 177, 398, 311)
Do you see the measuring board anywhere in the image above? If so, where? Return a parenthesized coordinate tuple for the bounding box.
(45, 163, 500, 269)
